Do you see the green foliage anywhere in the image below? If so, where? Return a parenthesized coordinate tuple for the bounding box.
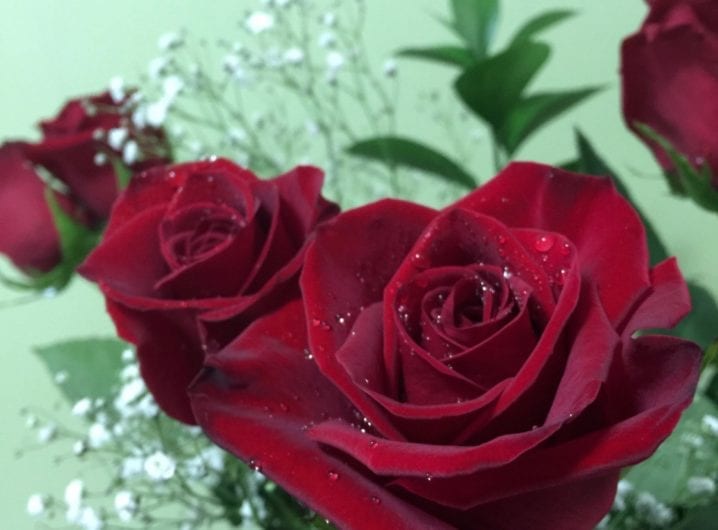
(508, 9, 575, 45)
(397, 45, 475, 68)
(449, 0, 499, 59)
(347, 136, 477, 190)
(636, 123, 718, 213)
(111, 156, 132, 189)
(674, 283, 718, 353)
(455, 41, 550, 129)
(497, 88, 602, 156)
(34, 337, 127, 403)
(672, 504, 718, 530)
(625, 392, 718, 504)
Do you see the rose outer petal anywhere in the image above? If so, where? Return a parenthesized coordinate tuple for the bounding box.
(302, 199, 437, 439)
(458, 162, 651, 328)
(189, 300, 453, 530)
(623, 5, 718, 174)
(0, 143, 60, 271)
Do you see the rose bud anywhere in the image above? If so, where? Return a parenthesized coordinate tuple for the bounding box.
(80, 158, 339, 424)
(622, 0, 718, 185)
(190, 163, 700, 530)
(0, 90, 169, 273)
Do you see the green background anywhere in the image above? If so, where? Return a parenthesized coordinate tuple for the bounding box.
(1, 1, 716, 528)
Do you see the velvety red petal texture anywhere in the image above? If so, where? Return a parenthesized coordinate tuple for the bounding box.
(190, 162, 701, 529)
(0, 143, 60, 271)
(81, 159, 338, 423)
(622, 0, 718, 180)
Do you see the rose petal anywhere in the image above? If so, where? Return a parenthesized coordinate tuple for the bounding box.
(458, 162, 650, 327)
(619, 257, 691, 336)
(302, 199, 436, 439)
(106, 299, 201, 423)
(189, 300, 452, 530)
(0, 143, 60, 271)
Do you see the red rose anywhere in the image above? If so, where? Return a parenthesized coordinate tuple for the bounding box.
(189, 163, 701, 530)
(22, 91, 169, 221)
(0, 91, 168, 272)
(622, 0, 718, 183)
(0, 143, 61, 272)
(80, 159, 338, 424)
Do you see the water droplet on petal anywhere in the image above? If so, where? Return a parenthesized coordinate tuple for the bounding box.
(303, 348, 313, 360)
(534, 234, 555, 252)
(368, 440, 378, 449)
(249, 459, 262, 472)
(370, 496, 381, 505)
(328, 471, 339, 481)
(425, 473, 433, 482)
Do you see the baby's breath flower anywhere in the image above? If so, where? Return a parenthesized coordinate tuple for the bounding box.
(702, 414, 718, 437)
(318, 31, 336, 48)
(26, 494, 46, 516)
(72, 398, 92, 417)
(686, 476, 716, 496)
(88, 423, 112, 448)
(635, 492, 674, 527)
(114, 490, 137, 522)
(37, 423, 57, 444)
(326, 51, 345, 71)
(157, 31, 183, 51)
(148, 56, 171, 80)
(283, 47, 305, 65)
(144, 451, 176, 481)
(108, 76, 125, 103)
(245, 11, 275, 34)
(383, 58, 397, 77)
(78, 506, 103, 530)
(107, 127, 129, 150)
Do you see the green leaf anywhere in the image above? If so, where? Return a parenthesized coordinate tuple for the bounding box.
(346, 136, 477, 189)
(397, 45, 475, 68)
(636, 123, 718, 213)
(571, 130, 669, 264)
(34, 337, 128, 403)
(672, 504, 718, 530)
(509, 9, 575, 45)
(671, 282, 718, 352)
(449, 0, 500, 59)
(110, 156, 132, 189)
(497, 87, 602, 155)
(625, 392, 718, 503)
(454, 41, 551, 129)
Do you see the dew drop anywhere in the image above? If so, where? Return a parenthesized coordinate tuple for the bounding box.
(303, 348, 314, 360)
(497, 234, 507, 245)
(328, 471, 340, 481)
(534, 234, 555, 252)
(425, 473, 433, 482)
(311, 318, 331, 331)
(335, 314, 347, 326)
(279, 402, 289, 412)
(370, 496, 381, 505)
(249, 459, 262, 472)
(368, 440, 379, 449)
(411, 252, 430, 269)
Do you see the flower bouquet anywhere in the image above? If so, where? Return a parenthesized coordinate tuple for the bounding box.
(2, 1, 718, 529)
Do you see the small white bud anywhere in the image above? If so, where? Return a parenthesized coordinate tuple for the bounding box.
(245, 11, 274, 34)
(26, 494, 46, 516)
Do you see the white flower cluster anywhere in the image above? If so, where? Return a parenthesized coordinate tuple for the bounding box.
(22, 343, 274, 530)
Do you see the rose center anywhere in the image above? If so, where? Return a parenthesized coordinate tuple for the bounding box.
(161, 205, 245, 269)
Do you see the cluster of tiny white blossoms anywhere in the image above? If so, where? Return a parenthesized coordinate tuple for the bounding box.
(116, 0, 468, 210)
(22, 346, 270, 530)
(598, 410, 718, 529)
